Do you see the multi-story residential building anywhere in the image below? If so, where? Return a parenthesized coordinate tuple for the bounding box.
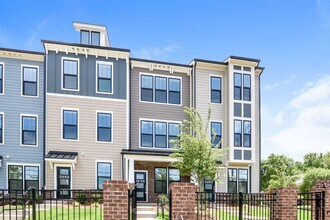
(0, 48, 45, 190)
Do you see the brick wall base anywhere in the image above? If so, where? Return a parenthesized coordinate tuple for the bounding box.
(269, 187, 298, 220)
(170, 182, 196, 220)
(312, 179, 330, 219)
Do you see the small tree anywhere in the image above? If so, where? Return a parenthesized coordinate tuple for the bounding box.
(170, 107, 225, 191)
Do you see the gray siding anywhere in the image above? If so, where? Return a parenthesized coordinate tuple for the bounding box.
(47, 51, 126, 99)
(0, 57, 44, 188)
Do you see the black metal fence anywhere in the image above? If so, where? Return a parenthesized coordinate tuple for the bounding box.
(128, 189, 137, 220)
(196, 192, 276, 220)
(156, 193, 171, 220)
(0, 188, 103, 220)
(297, 191, 325, 220)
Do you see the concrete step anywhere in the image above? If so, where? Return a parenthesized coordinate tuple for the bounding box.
(137, 206, 155, 212)
(137, 210, 157, 219)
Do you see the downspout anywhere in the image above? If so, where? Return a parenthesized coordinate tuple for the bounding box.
(42, 45, 47, 188)
(258, 69, 263, 192)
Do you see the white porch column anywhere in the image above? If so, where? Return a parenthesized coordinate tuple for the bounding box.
(128, 159, 135, 183)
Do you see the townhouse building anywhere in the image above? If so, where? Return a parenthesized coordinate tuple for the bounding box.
(0, 21, 264, 202)
(0, 48, 45, 190)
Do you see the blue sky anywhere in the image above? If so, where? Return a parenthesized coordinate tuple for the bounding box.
(1, 0, 329, 161)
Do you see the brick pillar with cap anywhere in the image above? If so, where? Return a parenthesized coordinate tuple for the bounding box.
(312, 179, 330, 219)
(269, 187, 298, 220)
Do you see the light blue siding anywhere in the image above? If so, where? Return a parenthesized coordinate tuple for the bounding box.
(0, 57, 44, 189)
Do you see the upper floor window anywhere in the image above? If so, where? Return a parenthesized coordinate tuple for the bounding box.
(81, 30, 89, 44)
(97, 112, 112, 142)
(22, 66, 38, 96)
(155, 122, 167, 148)
(0, 64, 3, 94)
(91, 32, 100, 46)
(243, 74, 251, 101)
(234, 73, 242, 100)
(63, 110, 78, 140)
(21, 115, 37, 146)
(141, 120, 153, 147)
(243, 121, 251, 147)
(168, 123, 180, 148)
(211, 122, 222, 148)
(227, 168, 248, 193)
(210, 76, 222, 103)
(97, 62, 113, 94)
(234, 120, 242, 147)
(97, 162, 112, 190)
(62, 59, 79, 91)
(8, 165, 39, 191)
(0, 113, 3, 144)
(80, 30, 100, 46)
(140, 74, 181, 105)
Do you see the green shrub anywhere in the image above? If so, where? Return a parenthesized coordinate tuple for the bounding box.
(92, 194, 102, 204)
(299, 168, 330, 193)
(157, 194, 169, 206)
(75, 193, 88, 205)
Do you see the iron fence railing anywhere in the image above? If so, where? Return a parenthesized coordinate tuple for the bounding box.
(297, 191, 325, 220)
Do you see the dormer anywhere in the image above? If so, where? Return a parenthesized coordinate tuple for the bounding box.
(73, 21, 110, 47)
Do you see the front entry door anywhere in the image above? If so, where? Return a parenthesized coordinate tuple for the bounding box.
(204, 179, 215, 202)
(57, 167, 71, 199)
(135, 172, 147, 202)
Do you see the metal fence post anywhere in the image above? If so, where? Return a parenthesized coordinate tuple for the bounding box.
(238, 192, 243, 220)
(322, 191, 325, 220)
(31, 188, 36, 220)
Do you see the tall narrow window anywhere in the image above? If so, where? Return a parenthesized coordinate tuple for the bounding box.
(155, 168, 167, 193)
(0, 64, 3, 94)
(91, 32, 100, 46)
(243, 74, 251, 101)
(141, 120, 153, 147)
(97, 162, 112, 190)
(211, 122, 222, 148)
(63, 59, 78, 90)
(234, 73, 242, 100)
(168, 123, 180, 148)
(243, 121, 251, 147)
(0, 114, 3, 144)
(228, 168, 237, 193)
(155, 77, 167, 103)
(211, 77, 221, 103)
(168, 168, 180, 186)
(97, 113, 112, 142)
(141, 75, 153, 102)
(22, 116, 37, 145)
(238, 169, 248, 193)
(168, 78, 181, 104)
(234, 120, 242, 147)
(155, 122, 167, 148)
(63, 110, 78, 140)
(97, 63, 112, 93)
(22, 67, 37, 96)
(81, 30, 90, 44)
(8, 165, 23, 191)
(25, 166, 39, 190)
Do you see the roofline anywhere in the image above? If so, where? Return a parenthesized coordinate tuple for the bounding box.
(41, 39, 130, 52)
(47, 151, 78, 155)
(190, 58, 227, 66)
(131, 57, 192, 68)
(0, 47, 44, 55)
(121, 149, 173, 156)
(72, 21, 107, 29)
(226, 55, 260, 63)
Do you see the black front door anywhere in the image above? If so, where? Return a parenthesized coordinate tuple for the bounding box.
(204, 179, 215, 202)
(135, 172, 147, 202)
(57, 167, 71, 199)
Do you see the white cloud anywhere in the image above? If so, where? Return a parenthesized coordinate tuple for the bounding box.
(264, 75, 297, 91)
(26, 20, 48, 48)
(263, 75, 330, 161)
(133, 44, 182, 60)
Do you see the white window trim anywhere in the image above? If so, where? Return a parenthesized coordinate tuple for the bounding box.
(0, 62, 4, 95)
(95, 61, 114, 95)
(209, 75, 223, 105)
(210, 120, 223, 146)
(95, 160, 113, 189)
(21, 64, 39, 98)
(61, 107, 80, 141)
(95, 110, 114, 143)
(226, 167, 250, 193)
(6, 163, 41, 190)
(54, 164, 73, 197)
(61, 57, 80, 92)
(20, 114, 38, 147)
(135, 170, 148, 202)
(139, 118, 181, 149)
(139, 72, 183, 106)
(0, 112, 4, 145)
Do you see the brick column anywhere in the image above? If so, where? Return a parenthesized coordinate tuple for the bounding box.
(269, 187, 298, 220)
(312, 179, 330, 219)
(169, 182, 196, 220)
(103, 180, 129, 220)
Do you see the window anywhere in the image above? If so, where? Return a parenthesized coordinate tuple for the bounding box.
(0, 114, 3, 144)
(97, 62, 112, 93)
(211, 77, 222, 103)
(0, 64, 3, 94)
(243, 121, 251, 147)
(168, 123, 180, 148)
(22, 67, 37, 96)
(141, 120, 153, 147)
(21, 116, 37, 146)
(228, 168, 237, 193)
(243, 104, 251, 118)
(97, 113, 112, 142)
(234, 103, 242, 117)
(155, 77, 167, 103)
(234, 65, 242, 70)
(91, 31, 100, 46)
(8, 165, 39, 191)
(97, 162, 112, 190)
(234, 120, 242, 147)
(211, 122, 222, 148)
(234, 73, 242, 100)
(141, 75, 153, 102)
(243, 74, 251, 101)
(63, 110, 78, 140)
(81, 30, 90, 44)
(238, 169, 248, 193)
(63, 59, 78, 90)
(8, 165, 23, 191)
(25, 166, 39, 190)
(155, 122, 167, 148)
(227, 168, 248, 193)
(155, 168, 180, 193)
(168, 78, 181, 104)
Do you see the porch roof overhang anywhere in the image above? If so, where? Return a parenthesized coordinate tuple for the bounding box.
(45, 151, 78, 170)
(121, 149, 177, 162)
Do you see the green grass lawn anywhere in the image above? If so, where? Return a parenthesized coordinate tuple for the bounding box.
(157, 209, 169, 220)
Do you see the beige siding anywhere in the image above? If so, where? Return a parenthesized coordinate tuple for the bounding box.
(130, 67, 190, 149)
(45, 95, 127, 189)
